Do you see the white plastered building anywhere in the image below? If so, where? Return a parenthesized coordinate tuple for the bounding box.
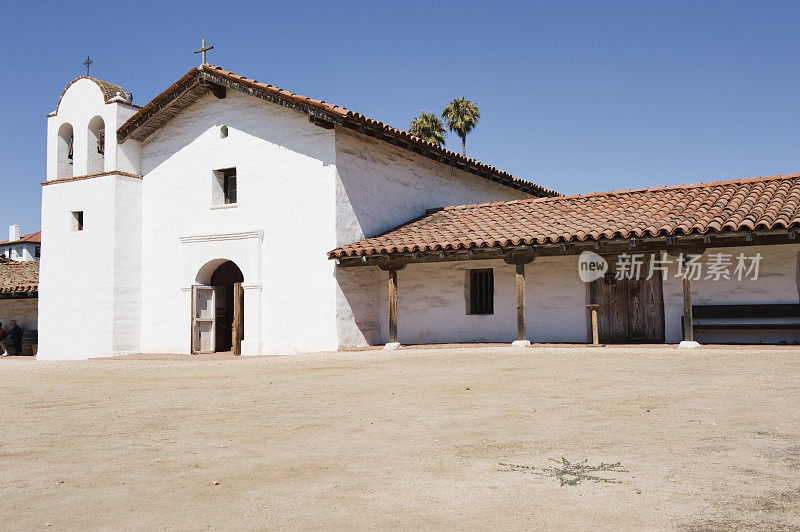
(0, 225, 41, 261)
(38, 65, 800, 361)
(37, 65, 549, 360)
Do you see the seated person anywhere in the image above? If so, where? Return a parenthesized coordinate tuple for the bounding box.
(0, 320, 21, 356)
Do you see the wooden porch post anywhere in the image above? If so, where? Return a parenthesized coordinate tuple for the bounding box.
(516, 262, 526, 342)
(682, 270, 693, 343)
(586, 304, 601, 346)
(379, 260, 407, 349)
(388, 268, 398, 344)
(503, 252, 535, 347)
(666, 247, 703, 347)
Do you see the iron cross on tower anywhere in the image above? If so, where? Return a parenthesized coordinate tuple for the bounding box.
(194, 38, 214, 65)
(83, 55, 93, 76)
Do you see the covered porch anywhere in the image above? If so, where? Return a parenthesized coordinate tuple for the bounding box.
(332, 175, 800, 348)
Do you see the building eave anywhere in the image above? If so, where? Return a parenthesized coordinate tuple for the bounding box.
(334, 228, 799, 268)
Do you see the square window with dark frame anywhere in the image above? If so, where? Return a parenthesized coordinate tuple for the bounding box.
(469, 269, 494, 314)
(213, 168, 237, 206)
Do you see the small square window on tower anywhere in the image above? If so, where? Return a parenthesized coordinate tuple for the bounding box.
(212, 168, 237, 207)
(468, 269, 494, 315)
(71, 211, 84, 231)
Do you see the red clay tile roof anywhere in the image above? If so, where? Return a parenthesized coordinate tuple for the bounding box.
(0, 259, 38, 293)
(117, 65, 557, 197)
(329, 173, 800, 258)
(0, 231, 41, 245)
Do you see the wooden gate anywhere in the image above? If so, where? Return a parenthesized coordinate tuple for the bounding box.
(589, 256, 665, 343)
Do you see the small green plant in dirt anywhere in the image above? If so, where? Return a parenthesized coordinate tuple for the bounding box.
(500, 458, 628, 486)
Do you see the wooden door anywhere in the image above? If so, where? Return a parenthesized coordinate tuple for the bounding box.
(232, 282, 244, 355)
(590, 256, 665, 343)
(192, 285, 216, 353)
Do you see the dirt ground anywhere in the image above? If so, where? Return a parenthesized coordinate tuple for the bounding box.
(2, 346, 800, 530)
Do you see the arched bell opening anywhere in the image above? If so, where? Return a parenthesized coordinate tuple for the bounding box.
(87, 115, 105, 174)
(57, 122, 74, 179)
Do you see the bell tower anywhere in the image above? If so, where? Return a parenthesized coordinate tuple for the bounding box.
(38, 74, 144, 359)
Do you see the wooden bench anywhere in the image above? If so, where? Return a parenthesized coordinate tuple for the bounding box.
(684, 304, 800, 333)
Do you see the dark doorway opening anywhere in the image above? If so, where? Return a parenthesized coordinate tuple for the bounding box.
(210, 260, 244, 353)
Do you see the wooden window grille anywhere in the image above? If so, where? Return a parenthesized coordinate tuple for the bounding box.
(469, 269, 494, 314)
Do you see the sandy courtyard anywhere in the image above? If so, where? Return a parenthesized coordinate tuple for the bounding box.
(2, 346, 800, 530)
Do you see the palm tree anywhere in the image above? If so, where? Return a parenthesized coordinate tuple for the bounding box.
(441, 96, 480, 156)
(408, 111, 446, 147)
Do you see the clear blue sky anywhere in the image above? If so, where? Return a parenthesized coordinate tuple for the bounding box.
(1, 0, 799, 234)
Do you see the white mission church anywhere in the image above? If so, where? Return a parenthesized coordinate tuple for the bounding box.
(37, 61, 800, 360)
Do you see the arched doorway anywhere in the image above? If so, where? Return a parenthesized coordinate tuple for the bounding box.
(192, 260, 244, 354)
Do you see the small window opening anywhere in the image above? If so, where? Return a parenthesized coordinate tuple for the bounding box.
(468, 269, 494, 314)
(213, 168, 237, 206)
(220, 125, 228, 138)
(35, 246, 41, 258)
(71, 211, 84, 231)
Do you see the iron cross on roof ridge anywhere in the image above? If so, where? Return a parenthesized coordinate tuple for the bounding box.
(194, 38, 214, 65)
(83, 55, 93, 76)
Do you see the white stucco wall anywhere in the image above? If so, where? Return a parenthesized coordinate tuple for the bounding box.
(333, 130, 535, 348)
(334, 130, 531, 246)
(662, 243, 800, 344)
(0, 243, 38, 261)
(368, 255, 589, 345)
(139, 91, 338, 355)
(0, 298, 38, 332)
(38, 174, 142, 359)
(111, 176, 142, 353)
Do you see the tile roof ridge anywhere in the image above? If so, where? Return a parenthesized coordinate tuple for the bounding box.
(539, 172, 800, 202)
(434, 172, 800, 213)
(0, 231, 41, 245)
